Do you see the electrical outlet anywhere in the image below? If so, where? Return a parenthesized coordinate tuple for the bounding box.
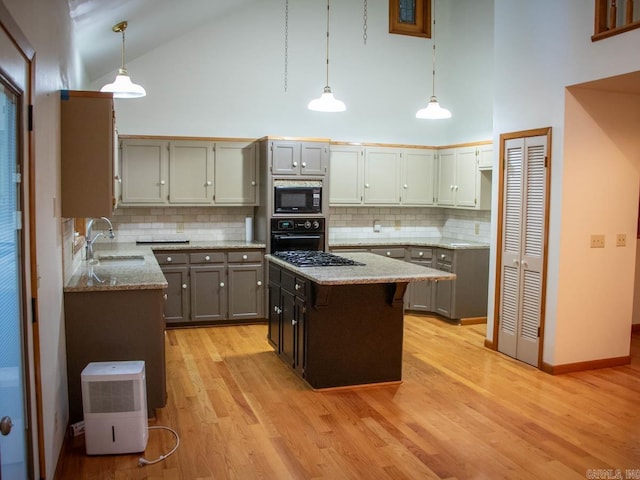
(590, 234, 605, 248)
(394, 220, 401, 230)
(616, 233, 627, 247)
(373, 220, 381, 232)
(176, 222, 184, 233)
(475, 223, 480, 235)
(70, 420, 85, 437)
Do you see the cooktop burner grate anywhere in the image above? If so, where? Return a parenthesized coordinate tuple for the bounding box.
(272, 250, 365, 267)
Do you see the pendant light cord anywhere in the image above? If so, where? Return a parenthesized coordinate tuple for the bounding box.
(431, 0, 437, 97)
(284, 0, 289, 92)
(120, 27, 126, 71)
(325, 0, 331, 87)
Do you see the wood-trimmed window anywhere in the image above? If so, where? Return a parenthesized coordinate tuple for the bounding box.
(389, 0, 431, 38)
(593, 0, 640, 40)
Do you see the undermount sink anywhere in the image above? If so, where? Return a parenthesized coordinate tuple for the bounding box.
(95, 255, 146, 266)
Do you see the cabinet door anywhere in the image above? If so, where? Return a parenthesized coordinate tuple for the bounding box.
(402, 149, 435, 205)
(280, 289, 295, 367)
(436, 148, 456, 206)
(294, 296, 306, 375)
(271, 140, 301, 175)
(434, 274, 453, 317)
(161, 266, 190, 323)
(214, 141, 258, 205)
(169, 141, 214, 204)
(406, 259, 434, 311)
(329, 145, 364, 205)
(478, 144, 493, 170)
(60, 91, 115, 217)
(121, 138, 169, 205)
(190, 265, 226, 322)
(268, 282, 281, 351)
(300, 142, 328, 175)
(364, 147, 401, 204)
(228, 263, 264, 320)
(455, 146, 478, 208)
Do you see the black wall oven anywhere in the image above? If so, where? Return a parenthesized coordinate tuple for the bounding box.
(273, 185, 322, 214)
(270, 218, 325, 253)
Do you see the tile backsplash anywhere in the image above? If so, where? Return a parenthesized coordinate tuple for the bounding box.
(328, 207, 490, 243)
(86, 205, 490, 248)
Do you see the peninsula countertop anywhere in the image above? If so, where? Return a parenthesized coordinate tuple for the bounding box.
(266, 252, 456, 286)
(64, 241, 266, 293)
(329, 237, 489, 250)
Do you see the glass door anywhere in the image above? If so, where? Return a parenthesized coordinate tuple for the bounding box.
(0, 80, 27, 480)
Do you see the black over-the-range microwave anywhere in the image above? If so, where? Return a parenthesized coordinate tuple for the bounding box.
(273, 185, 322, 214)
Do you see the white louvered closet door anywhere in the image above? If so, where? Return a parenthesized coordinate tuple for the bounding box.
(498, 135, 548, 366)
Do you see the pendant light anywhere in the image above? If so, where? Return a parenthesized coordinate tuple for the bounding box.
(416, 0, 451, 119)
(101, 21, 146, 99)
(308, 0, 346, 112)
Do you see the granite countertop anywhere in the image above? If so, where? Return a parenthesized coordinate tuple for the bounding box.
(64, 241, 267, 293)
(266, 252, 456, 286)
(329, 237, 489, 250)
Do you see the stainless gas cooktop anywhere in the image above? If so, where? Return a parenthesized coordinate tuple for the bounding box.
(272, 250, 365, 267)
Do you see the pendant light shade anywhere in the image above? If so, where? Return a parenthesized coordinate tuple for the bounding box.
(416, 95, 451, 119)
(416, 1, 450, 119)
(308, 0, 346, 112)
(101, 21, 146, 99)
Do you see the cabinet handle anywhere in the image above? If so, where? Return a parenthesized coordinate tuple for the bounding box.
(455, 185, 459, 191)
(292, 161, 298, 167)
(292, 319, 297, 326)
(160, 180, 166, 185)
(205, 255, 210, 261)
(114, 175, 121, 183)
(418, 251, 424, 257)
(365, 183, 370, 188)
(167, 257, 172, 262)
(294, 283, 300, 290)
(403, 184, 408, 189)
(301, 162, 307, 168)
(182, 283, 187, 289)
(242, 254, 248, 260)
(450, 184, 454, 190)
(251, 181, 256, 186)
(163, 293, 168, 301)
(220, 282, 225, 288)
(441, 254, 446, 259)
(257, 281, 262, 286)
(386, 251, 391, 256)
(206, 181, 212, 186)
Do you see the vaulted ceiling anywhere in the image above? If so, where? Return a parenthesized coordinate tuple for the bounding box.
(68, 0, 255, 81)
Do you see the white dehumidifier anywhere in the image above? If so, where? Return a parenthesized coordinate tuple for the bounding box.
(81, 360, 148, 455)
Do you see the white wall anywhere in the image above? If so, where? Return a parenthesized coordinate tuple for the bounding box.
(90, 0, 493, 147)
(491, 0, 640, 366)
(3, 0, 85, 478)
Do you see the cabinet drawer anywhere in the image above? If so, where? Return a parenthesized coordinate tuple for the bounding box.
(155, 253, 188, 265)
(370, 247, 405, 259)
(281, 270, 307, 298)
(228, 251, 263, 263)
(409, 247, 433, 260)
(435, 249, 454, 264)
(190, 252, 225, 264)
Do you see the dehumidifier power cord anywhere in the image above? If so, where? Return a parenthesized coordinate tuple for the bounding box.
(138, 425, 180, 467)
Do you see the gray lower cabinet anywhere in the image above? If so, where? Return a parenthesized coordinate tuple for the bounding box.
(64, 288, 166, 424)
(156, 249, 264, 326)
(268, 264, 307, 374)
(331, 244, 489, 321)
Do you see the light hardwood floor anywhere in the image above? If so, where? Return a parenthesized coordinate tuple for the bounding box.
(56, 315, 640, 479)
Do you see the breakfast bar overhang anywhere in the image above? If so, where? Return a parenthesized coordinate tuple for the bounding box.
(266, 252, 456, 389)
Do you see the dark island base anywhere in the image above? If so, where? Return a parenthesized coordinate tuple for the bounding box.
(303, 282, 407, 389)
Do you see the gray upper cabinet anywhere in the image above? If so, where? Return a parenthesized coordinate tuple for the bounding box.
(119, 137, 259, 206)
(60, 90, 116, 217)
(169, 140, 215, 204)
(270, 140, 328, 176)
(436, 145, 492, 210)
(121, 138, 169, 205)
(214, 141, 258, 205)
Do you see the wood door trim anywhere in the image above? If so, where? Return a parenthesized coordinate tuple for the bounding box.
(492, 127, 552, 370)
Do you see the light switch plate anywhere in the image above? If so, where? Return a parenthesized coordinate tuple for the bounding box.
(373, 221, 381, 232)
(590, 234, 605, 248)
(616, 233, 626, 247)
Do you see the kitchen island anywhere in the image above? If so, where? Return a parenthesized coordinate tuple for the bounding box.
(266, 252, 455, 389)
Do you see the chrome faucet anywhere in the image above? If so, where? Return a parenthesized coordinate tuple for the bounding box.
(86, 217, 116, 261)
